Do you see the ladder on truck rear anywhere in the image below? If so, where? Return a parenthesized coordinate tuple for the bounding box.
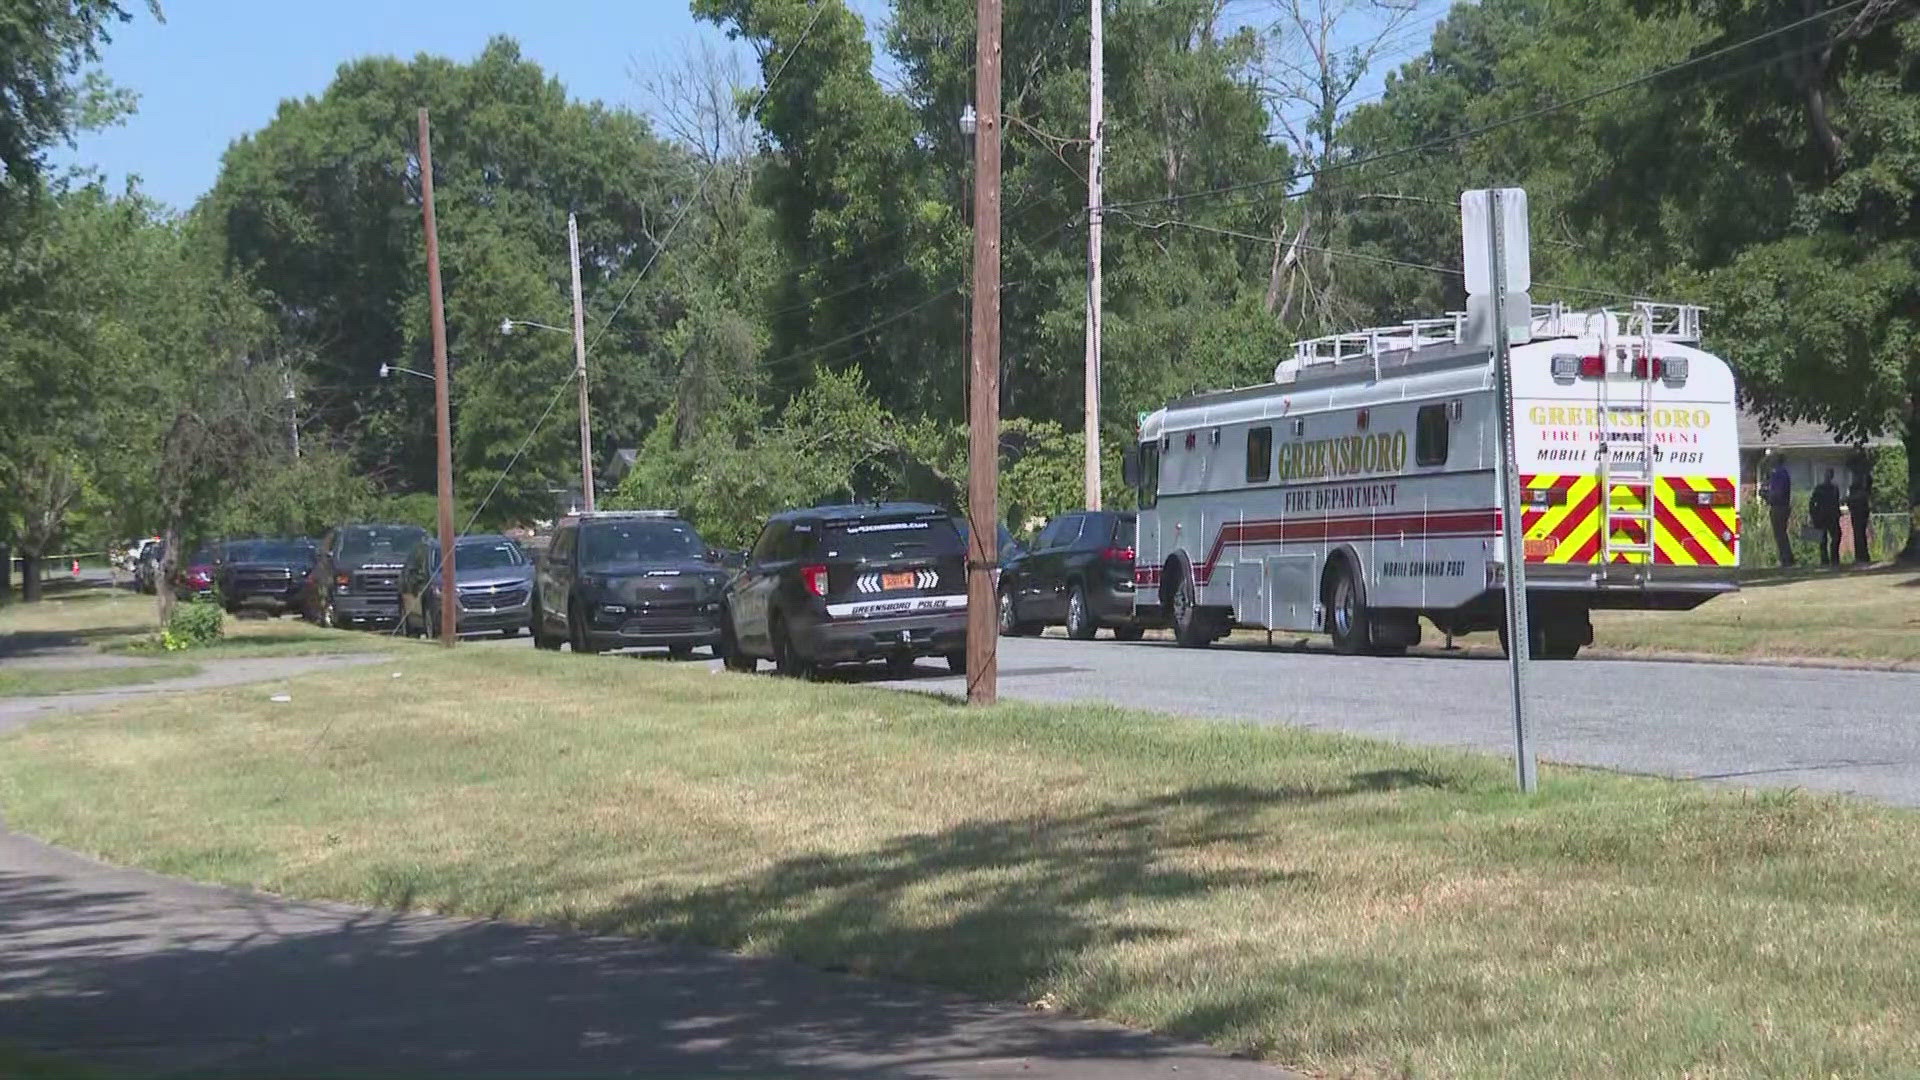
(1592, 311, 1661, 582)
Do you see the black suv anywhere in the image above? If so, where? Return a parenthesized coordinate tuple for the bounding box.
(721, 503, 968, 678)
(217, 538, 317, 615)
(531, 511, 729, 656)
(304, 523, 428, 629)
(998, 509, 1141, 640)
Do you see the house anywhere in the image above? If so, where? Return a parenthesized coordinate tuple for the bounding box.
(1737, 411, 1893, 495)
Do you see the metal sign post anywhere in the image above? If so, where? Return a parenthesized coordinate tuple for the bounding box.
(1467, 188, 1538, 793)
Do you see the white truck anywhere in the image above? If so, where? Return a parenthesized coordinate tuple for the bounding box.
(1123, 301, 1741, 658)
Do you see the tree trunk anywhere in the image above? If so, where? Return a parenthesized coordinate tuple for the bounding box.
(21, 552, 43, 603)
(1900, 397, 1920, 563)
(156, 523, 181, 625)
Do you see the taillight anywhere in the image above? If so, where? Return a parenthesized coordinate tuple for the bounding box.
(1101, 546, 1135, 563)
(1692, 488, 1737, 508)
(335, 573, 351, 587)
(1578, 355, 1605, 378)
(801, 564, 829, 597)
(1631, 355, 1662, 379)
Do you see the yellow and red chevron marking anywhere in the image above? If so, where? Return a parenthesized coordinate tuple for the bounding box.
(1522, 475, 1739, 566)
(1606, 482, 1651, 565)
(1519, 474, 1601, 563)
(1652, 476, 1739, 566)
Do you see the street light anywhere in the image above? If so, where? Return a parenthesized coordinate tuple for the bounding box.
(379, 362, 435, 381)
(500, 317, 569, 336)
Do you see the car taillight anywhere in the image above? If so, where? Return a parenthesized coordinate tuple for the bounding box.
(1101, 546, 1135, 563)
(801, 564, 829, 597)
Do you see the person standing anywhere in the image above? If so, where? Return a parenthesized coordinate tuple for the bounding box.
(1847, 465, 1874, 565)
(1809, 468, 1842, 566)
(1765, 456, 1795, 567)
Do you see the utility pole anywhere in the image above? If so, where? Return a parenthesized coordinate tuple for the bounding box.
(419, 108, 457, 648)
(284, 372, 300, 460)
(1084, 0, 1104, 510)
(568, 212, 596, 512)
(966, 0, 1003, 706)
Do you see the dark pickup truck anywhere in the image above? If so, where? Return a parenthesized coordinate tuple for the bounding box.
(304, 523, 428, 629)
(216, 538, 317, 615)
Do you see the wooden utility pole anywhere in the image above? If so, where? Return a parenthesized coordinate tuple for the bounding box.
(568, 212, 596, 512)
(966, 0, 1003, 706)
(1084, 0, 1104, 510)
(419, 108, 457, 647)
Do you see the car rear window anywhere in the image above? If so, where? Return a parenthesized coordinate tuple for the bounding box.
(340, 526, 426, 562)
(1112, 516, 1136, 549)
(821, 517, 965, 560)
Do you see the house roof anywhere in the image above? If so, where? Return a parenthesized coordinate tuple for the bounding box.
(1737, 410, 1894, 450)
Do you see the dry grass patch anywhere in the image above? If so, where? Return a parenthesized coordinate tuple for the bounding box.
(0, 662, 199, 696)
(2, 647, 1918, 1077)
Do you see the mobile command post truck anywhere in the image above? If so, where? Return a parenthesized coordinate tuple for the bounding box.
(1123, 302, 1741, 659)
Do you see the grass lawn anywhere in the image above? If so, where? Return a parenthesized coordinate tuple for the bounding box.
(2, 647, 1916, 1077)
(0, 661, 199, 697)
(1583, 565, 1920, 664)
(0, 586, 390, 660)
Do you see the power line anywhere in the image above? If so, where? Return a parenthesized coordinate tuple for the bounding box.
(585, 0, 831, 353)
(1114, 215, 1667, 305)
(1104, 0, 1872, 214)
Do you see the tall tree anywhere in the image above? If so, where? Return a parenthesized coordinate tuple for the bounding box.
(0, 0, 153, 216)
(205, 38, 695, 523)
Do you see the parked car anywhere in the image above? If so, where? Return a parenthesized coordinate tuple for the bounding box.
(170, 543, 221, 601)
(950, 516, 1024, 590)
(135, 541, 167, 594)
(215, 538, 316, 615)
(303, 523, 428, 629)
(400, 533, 534, 639)
(998, 509, 1141, 640)
(721, 502, 969, 678)
(531, 510, 729, 656)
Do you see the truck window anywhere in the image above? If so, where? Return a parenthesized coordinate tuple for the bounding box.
(1416, 404, 1450, 467)
(1139, 442, 1159, 508)
(1246, 426, 1273, 484)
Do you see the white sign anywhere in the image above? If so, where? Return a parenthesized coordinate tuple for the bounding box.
(1461, 189, 1531, 296)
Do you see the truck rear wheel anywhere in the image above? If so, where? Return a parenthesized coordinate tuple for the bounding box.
(1170, 564, 1212, 649)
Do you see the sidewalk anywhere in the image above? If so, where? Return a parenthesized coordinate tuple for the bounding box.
(0, 829, 1295, 1078)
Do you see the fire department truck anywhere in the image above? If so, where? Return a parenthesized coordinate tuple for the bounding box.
(1123, 301, 1741, 658)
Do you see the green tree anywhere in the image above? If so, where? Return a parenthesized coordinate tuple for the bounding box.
(205, 37, 694, 522)
(0, 0, 154, 216)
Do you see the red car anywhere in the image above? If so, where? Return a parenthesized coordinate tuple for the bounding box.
(171, 544, 220, 600)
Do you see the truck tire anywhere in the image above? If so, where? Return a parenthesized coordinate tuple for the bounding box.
(1327, 562, 1372, 655)
(1170, 564, 1212, 649)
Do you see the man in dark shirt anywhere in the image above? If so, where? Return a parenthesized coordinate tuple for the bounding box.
(1847, 466, 1874, 565)
(1809, 468, 1842, 566)
(1765, 457, 1794, 567)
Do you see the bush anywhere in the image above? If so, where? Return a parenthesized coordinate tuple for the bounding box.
(162, 597, 225, 651)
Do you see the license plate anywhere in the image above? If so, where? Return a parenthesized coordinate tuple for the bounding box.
(882, 571, 916, 591)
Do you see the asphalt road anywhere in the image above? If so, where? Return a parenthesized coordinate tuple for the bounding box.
(474, 627, 1920, 805)
(853, 635, 1920, 806)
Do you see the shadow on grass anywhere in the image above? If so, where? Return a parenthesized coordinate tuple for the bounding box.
(0, 838, 1284, 1079)
(562, 779, 1456, 1008)
(0, 626, 155, 662)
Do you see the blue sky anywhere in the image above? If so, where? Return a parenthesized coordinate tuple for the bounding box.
(60, 0, 1430, 212)
(58, 0, 768, 210)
